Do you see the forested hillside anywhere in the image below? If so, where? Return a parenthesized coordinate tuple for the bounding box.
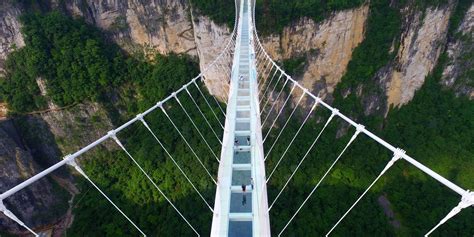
(0, 11, 224, 236)
(256, 0, 473, 236)
(0, 0, 472, 236)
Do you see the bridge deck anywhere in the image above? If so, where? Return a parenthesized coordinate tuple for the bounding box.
(211, 0, 271, 235)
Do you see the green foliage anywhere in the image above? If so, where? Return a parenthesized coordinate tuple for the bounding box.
(1, 11, 226, 236)
(332, 0, 401, 120)
(449, 0, 473, 37)
(282, 56, 306, 77)
(0, 12, 124, 113)
(189, 0, 236, 28)
(263, 0, 473, 236)
(190, 0, 365, 35)
(255, 0, 365, 35)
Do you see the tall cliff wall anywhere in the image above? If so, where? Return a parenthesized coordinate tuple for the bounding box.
(384, 4, 453, 107)
(442, 4, 474, 98)
(261, 5, 369, 102)
(0, 2, 24, 77)
(0, 0, 473, 235)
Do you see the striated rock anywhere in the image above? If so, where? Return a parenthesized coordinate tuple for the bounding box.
(192, 14, 233, 100)
(0, 124, 70, 235)
(35, 102, 115, 155)
(0, 2, 24, 76)
(442, 3, 474, 99)
(58, 0, 198, 56)
(261, 5, 369, 102)
(385, 5, 453, 107)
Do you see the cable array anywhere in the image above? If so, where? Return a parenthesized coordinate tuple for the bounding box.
(250, 0, 472, 234)
(0, 2, 240, 234)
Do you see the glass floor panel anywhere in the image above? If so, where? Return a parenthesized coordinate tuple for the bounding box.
(230, 193, 252, 212)
(232, 170, 251, 186)
(235, 136, 250, 145)
(236, 122, 250, 131)
(229, 221, 252, 237)
(234, 151, 250, 164)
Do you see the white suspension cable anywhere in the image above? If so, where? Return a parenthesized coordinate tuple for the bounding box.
(259, 68, 280, 104)
(258, 64, 275, 92)
(262, 82, 296, 130)
(264, 91, 305, 151)
(0, 201, 39, 237)
(266, 101, 320, 212)
(174, 95, 221, 162)
(160, 106, 217, 184)
(109, 133, 200, 236)
(261, 77, 291, 125)
(425, 191, 474, 236)
(259, 60, 273, 82)
(326, 149, 405, 236)
(278, 126, 363, 237)
(260, 72, 284, 112)
(65, 157, 146, 236)
(137, 115, 214, 212)
(209, 84, 227, 117)
(193, 80, 225, 129)
(266, 104, 334, 183)
(185, 88, 222, 144)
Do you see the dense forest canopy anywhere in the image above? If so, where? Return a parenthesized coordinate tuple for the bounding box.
(0, 0, 472, 236)
(0, 11, 225, 236)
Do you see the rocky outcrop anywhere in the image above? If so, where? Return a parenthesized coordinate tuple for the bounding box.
(442, 3, 474, 99)
(0, 2, 24, 76)
(0, 124, 70, 235)
(192, 14, 233, 100)
(261, 5, 369, 102)
(57, 0, 198, 56)
(384, 5, 453, 107)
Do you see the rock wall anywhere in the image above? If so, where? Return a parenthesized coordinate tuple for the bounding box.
(261, 5, 369, 102)
(192, 14, 233, 100)
(0, 124, 71, 235)
(384, 5, 453, 107)
(57, 0, 198, 56)
(442, 4, 474, 99)
(0, 2, 24, 76)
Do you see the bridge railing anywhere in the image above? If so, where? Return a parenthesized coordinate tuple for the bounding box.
(249, 0, 473, 235)
(0, 3, 242, 236)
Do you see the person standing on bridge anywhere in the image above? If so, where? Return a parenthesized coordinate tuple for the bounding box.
(241, 184, 247, 205)
(250, 178, 254, 190)
(247, 136, 250, 145)
(234, 138, 239, 154)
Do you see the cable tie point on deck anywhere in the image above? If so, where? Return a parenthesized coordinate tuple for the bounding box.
(136, 113, 144, 122)
(0, 199, 5, 211)
(462, 190, 474, 207)
(107, 130, 117, 139)
(394, 148, 406, 160)
(331, 108, 339, 116)
(64, 154, 78, 167)
(355, 124, 365, 133)
(156, 102, 163, 108)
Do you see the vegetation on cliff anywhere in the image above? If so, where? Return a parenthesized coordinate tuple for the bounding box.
(264, 0, 473, 236)
(0, 11, 224, 236)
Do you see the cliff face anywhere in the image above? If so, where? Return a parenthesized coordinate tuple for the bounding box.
(442, 4, 474, 98)
(193, 14, 233, 100)
(0, 0, 473, 235)
(0, 2, 24, 77)
(384, 4, 453, 107)
(262, 5, 369, 102)
(0, 123, 71, 235)
(54, 0, 197, 55)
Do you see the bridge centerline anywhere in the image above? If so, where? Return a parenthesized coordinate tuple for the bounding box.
(210, 0, 271, 236)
